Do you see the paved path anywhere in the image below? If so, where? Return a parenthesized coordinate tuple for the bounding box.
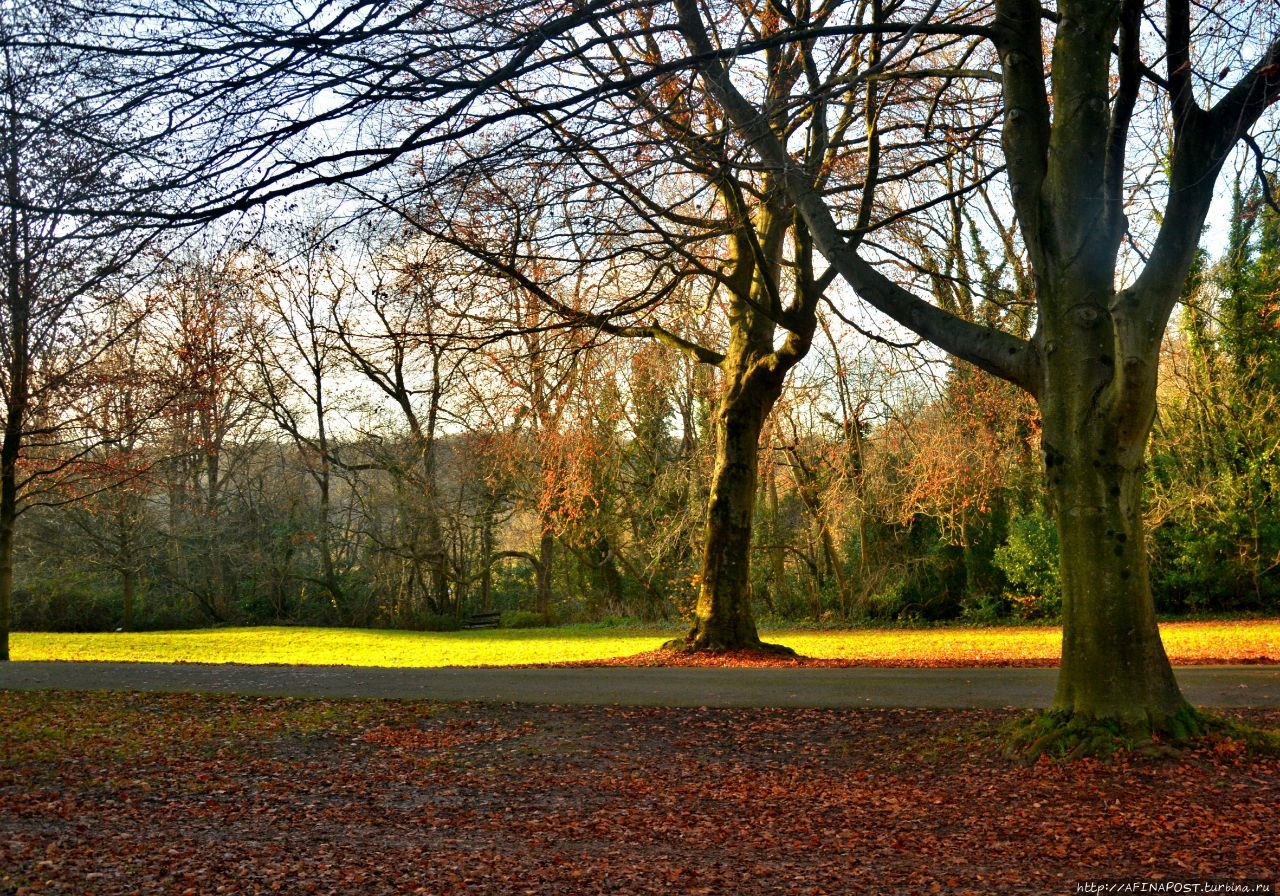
(3, 661, 1280, 708)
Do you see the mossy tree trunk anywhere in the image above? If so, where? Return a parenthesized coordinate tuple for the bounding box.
(676, 201, 819, 651)
(684, 376, 781, 649)
(1040, 316, 1184, 724)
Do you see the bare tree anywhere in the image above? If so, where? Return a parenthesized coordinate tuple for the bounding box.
(249, 222, 358, 616)
(0, 2, 158, 657)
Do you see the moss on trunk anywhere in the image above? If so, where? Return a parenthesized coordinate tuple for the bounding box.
(673, 385, 795, 655)
(1038, 298, 1188, 732)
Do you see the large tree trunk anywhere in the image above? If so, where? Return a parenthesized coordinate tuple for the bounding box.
(683, 384, 780, 650)
(1043, 415, 1185, 725)
(1039, 296, 1189, 728)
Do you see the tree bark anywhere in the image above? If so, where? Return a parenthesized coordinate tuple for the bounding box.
(1025, 226, 1193, 724)
(0, 287, 23, 657)
(0, 430, 15, 661)
(121, 566, 136, 633)
(767, 467, 787, 607)
(479, 503, 494, 613)
(1041, 372, 1185, 725)
(683, 384, 780, 650)
(536, 525, 554, 625)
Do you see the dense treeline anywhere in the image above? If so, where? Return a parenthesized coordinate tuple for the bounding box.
(13, 178, 1278, 632)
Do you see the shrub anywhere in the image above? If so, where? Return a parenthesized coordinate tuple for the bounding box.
(411, 612, 461, 632)
(993, 509, 1061, 618)
(959, 590, 1014, 623)
(11, 576, 119, 632)
(864, 540, 967, 622)
(500, 610, 546, 629)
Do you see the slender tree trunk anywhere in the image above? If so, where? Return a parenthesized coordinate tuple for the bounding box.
(592, 534, 623, 615)
(311, 360, 345, 615)
(121, 567, 136, 633)
(479, 504, 494, 613)
(423, 513, 450, 615)
(0, 431, 16, 661)
(316, 466, 344, 617)
(767, 467, 787, 606)
(1, 138, 26, 662)
(0, 341, 23, 658)
(536, 525, 554, 624)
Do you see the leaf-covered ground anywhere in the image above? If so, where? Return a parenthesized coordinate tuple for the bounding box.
(10, 618, 1280, 667)
(1, 691, 1277, 895)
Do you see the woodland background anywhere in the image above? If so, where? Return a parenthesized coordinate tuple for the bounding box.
(13, 175, 1278, 634)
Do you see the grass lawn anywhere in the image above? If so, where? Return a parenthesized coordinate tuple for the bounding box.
(9, 618, 1280, 666)
(2, 690, 1277, 895)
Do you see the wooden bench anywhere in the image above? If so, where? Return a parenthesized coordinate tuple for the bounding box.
(462, 611, 501, 629)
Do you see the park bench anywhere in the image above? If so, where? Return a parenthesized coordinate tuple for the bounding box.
(462, 611, 501, 629)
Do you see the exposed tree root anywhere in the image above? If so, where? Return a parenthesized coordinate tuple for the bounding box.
(660, 635, 799, 657)
(1004, 704, 1280, 763)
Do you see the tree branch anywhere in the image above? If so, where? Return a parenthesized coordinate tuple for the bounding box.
(992, 0, 1050, 271)
(673, 0, 1040, 395)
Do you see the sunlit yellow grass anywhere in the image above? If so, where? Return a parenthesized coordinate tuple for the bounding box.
(11, 627, 663, 667)
(10, 619, 1279, 667)
(782, 620, 1280, 665)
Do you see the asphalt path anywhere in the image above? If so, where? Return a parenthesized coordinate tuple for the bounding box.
(2, 662, 1280, 708)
